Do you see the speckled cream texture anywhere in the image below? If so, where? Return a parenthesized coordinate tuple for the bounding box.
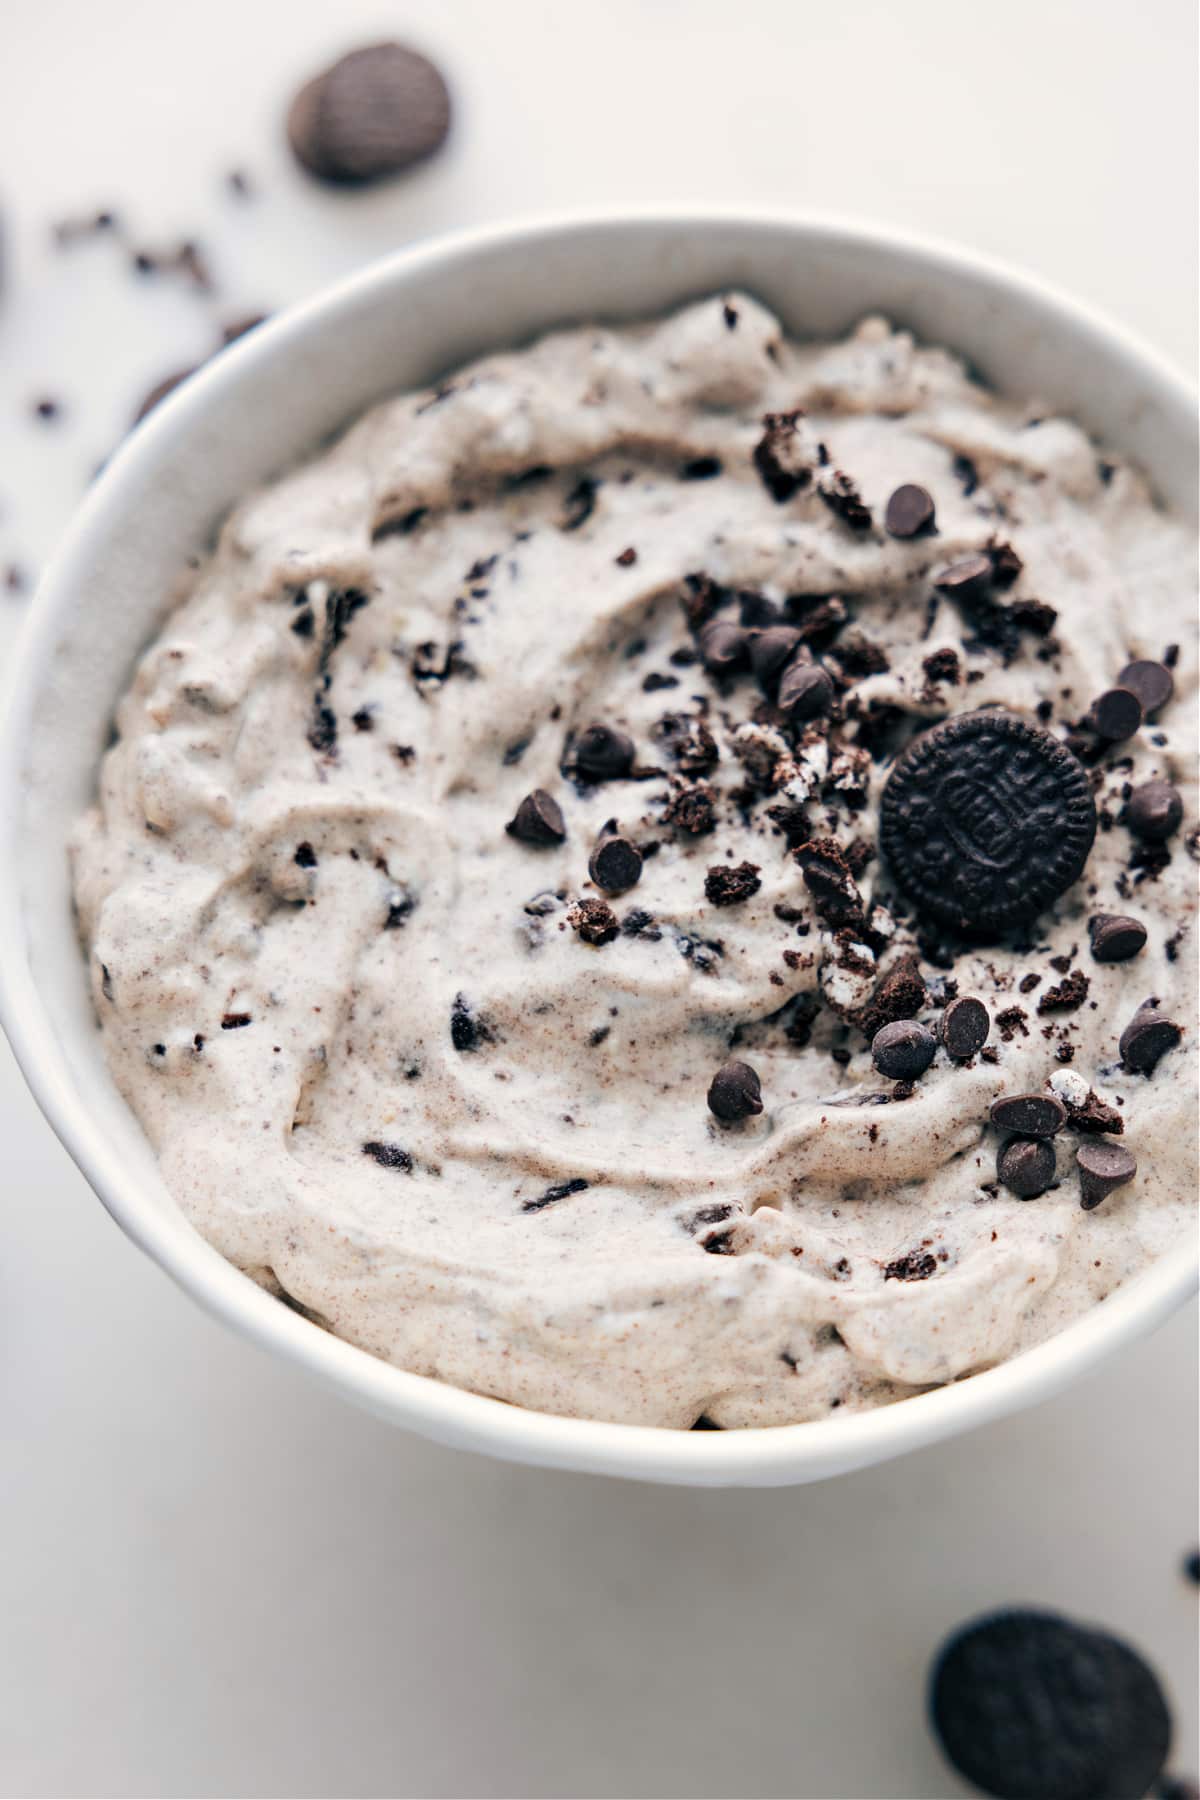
(71, 295, 1197, 1427)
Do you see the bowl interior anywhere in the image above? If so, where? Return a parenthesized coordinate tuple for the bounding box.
(2, 213, 1196, 1485)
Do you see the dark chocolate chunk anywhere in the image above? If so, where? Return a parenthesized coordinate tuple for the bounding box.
(879, 711, 1097, 935)
(942, 995, 990, 1060)
(749, 625, 804, 693)
(569, 897, 620, 945)
(1119, 1001, 1182, 1074)
(1127, 780, 1183, 842)
(1091, 687, 1144, 742)
(998, 1136, 1056, 1198)
(575, 723, 635, 780)
(362, 1140, 413, 1172)
(654, 712, 719, 775)
(1117, 659, 1174, 717)
(220, 1013, 252, 1030)
(615, 546, 637, 567)
(506, 789, 566, 846)
(522, 1177, 589, 1214)
(931, 1610, 1171, 1800)
(287, 42, 451, 185)
(989, 1093, 1067, 1138)
(680, 455, 722, 481)
(698, 619, 749, 675)
(588, 828, 642, 894)
(704, 861, 761, 907)
(1089, 913, 1148, 963)
(707, 1059, 763, 1123)
(883, 1250, 937, 1282)
(778, 658, 834, 723)
(1077, 1139, 1137, 1210)
(871, 1019, 936, 1080)
(817, 470, 872, 531)
(293, 842, 317, 868)
(884, 483, 935, 539)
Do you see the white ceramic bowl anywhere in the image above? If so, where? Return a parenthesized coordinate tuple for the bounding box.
(1, 211, 1195, 1487)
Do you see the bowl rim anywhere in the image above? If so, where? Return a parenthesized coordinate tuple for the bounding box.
(1, 206, 1195, 1485)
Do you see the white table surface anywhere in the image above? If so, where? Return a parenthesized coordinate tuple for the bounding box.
(1, 3, 1197, 1795)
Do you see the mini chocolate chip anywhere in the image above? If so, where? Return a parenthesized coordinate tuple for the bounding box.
(293, 842, 317, 868)
(1118, 659, 1174, 716)
(1089, 913, 1148, 963)
(221, 1012, 253, 1030)
(1077, 1139, 1137, 1209)
(871, 1020, 937, 1080)
(588, 829, 642, 894)
(942, 996, 990, 1060)
(989, 1093, 1067, 1138)
(749, 625, 804, 693)
(935, 554, 993, 600)
(1119, 1002, 1182, 1073)
(707, 1059, 763, 1123)
(698, 619, 749, 675)
(1127, 780, 1183, 841)
(884, 483, 936, 539)
(998, 1136, 1057, 1198)
(615, 546, 638, 567)
(506, 789, 566, 846)
(575, 723, 635, 780)
(681, 455, 722, 480)
(1091, 687, 1144, 741)
(778, 658, 834, 723)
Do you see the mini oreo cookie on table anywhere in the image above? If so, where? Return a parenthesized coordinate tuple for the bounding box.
(880, 710, 1098, 936)
(930, 1608, 1173, 1800)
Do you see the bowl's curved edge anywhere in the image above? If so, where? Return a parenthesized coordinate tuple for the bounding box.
(1, 207, 1196, 1487)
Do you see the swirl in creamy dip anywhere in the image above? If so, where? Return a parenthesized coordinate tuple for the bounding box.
(71, 295, 1197, 1427)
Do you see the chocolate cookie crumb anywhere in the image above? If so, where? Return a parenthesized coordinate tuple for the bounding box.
(704, 861, 762, 906)
(569, 898, 620, 945)
(883, 1250, 937, 1282)
(522, 1177, 589, 1214)
(362, 1140, 413, 1172)
(1037, 969, 1090, 1014)
(817, 470, 872, 532)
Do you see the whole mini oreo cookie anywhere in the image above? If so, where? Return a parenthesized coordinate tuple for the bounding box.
(930, 1608, 1171, 1800)
(880, 712, 1097, 935)
(287, 43, 452, 185)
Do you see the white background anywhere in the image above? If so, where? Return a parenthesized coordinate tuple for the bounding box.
(1, 3, 1197, 1795)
